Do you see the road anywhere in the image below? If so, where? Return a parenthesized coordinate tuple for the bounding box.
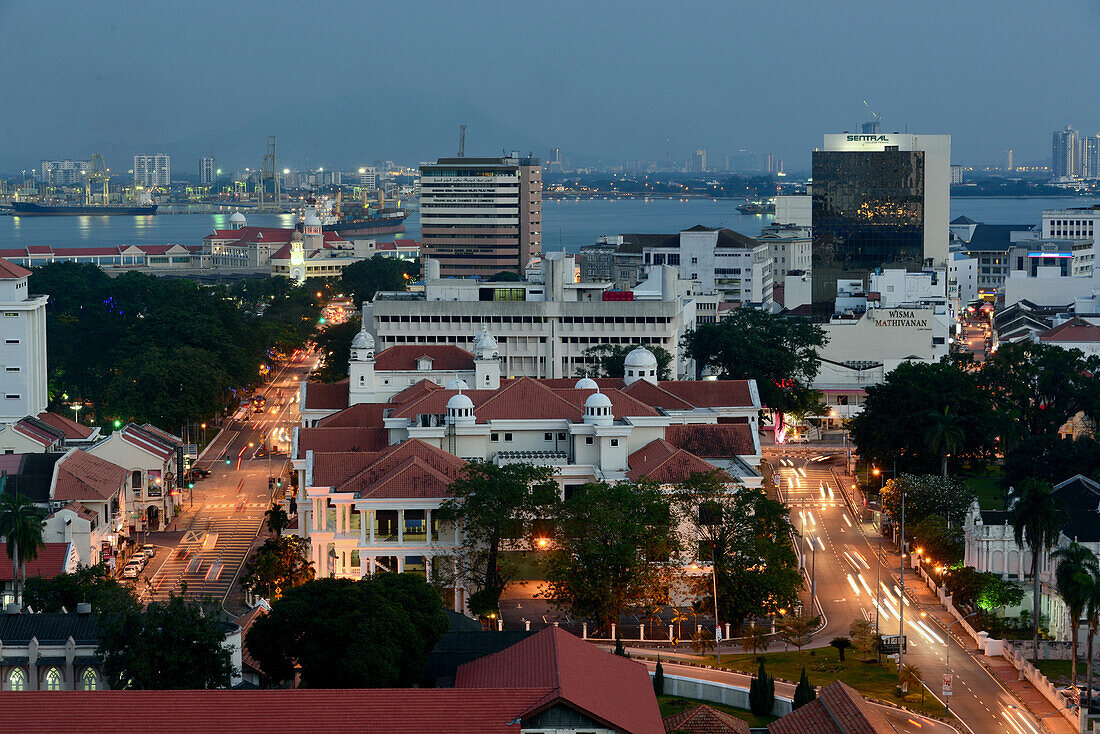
(137, 352, 314, 609)
(772, 450, 1049, 734)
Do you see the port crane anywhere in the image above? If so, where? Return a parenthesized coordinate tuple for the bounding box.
(84, 154, 109, 206)
(863, 100, 882, 131)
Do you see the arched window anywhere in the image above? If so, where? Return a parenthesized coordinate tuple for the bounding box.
(8, 667, 25, 691)
(81, 667, 98, 691)
(44, 667, 63, 691)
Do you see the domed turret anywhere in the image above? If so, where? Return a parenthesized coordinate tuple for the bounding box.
(575, 377, 598, 390)
(446, 392, 475, 426)
(303, 208, 322, 228)
(584, 390, 614, 426)
(229, 211, 246, 229)
(445, 378, 470, 390)
(474, 330, 499, 361)
(350, 329, 375, 361)
(623, 346, 659, 386)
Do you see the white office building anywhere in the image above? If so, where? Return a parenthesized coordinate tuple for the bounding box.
(358, 166, 377, 191)
(0, 260, 48, 424)
(640, 226, 773, 309)
(38, 160, 89, 186)
(199, 157, 216, 186)
(133, 154, 170, 188)
(364, 255, 702, 380)
(773, 195, 811, 227)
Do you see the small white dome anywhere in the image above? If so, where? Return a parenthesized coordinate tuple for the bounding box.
(474, 332, 499, 352)
(447, 392, 475, 411)
(304, 208, 322, 227)
(584, 391, 613, 410)
(229, 211, 246, 224)
(351, 330, 375, 350)
(575, 377, 598, 390)
(624, 346, 658, 369)
(445, 378, 470, 390)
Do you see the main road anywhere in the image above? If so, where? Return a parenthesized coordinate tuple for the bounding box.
(771, 449, 1048, 734)
(139, 351, 315, 609)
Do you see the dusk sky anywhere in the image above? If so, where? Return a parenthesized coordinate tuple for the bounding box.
(2, 0, 1098, 173)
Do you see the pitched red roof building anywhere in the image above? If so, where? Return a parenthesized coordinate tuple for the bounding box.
(374, 345, 476, 372)
(626, 439, 731, 483)
(0, 542, 73, 582)
(767, 681, 895, 734)
(53, 450, 128, 502)
(662, 704, 751, 734)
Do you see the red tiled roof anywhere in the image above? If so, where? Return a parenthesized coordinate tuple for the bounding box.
(12, 419, 60, 447)
(0, 258, 31, 279)
(0, 542, 71, 581)
(626, 439, 729, 483)
(36, 411, 95, 439)
(317, 402, 389, 428)
(374, 344, 475, 372)
(55, 500, 98, 524)
(204, 226, 348, 246)
(296, 426, 390, 459)
(311, 451, 386, 488)
(390, 379, 443, 405)
(119, 424, 175, 461)
(0, 689, 554, 734)
(1040, 317, 1100, 343)
(332, 439, 467, 499)
(656, 381, 756, 409)
(456, 626, 664, 734)
(663, 704, 751, 734)
(54, 450, 128, 501)
(139, 423, 183, 446)
(621, 379, 697, 410)
(303, 380, 350, 411)
(234, 604, 269, 676)
(768, 681, 895, 734)
(664, 424, 756, 458)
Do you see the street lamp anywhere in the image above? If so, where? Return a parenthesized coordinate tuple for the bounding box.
(1006, 703, 1073, 734)
(944, 611, 979, 717)
(71, 403, 82, 424)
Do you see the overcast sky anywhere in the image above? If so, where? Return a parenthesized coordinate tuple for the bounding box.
(1, 0, 1097, 172)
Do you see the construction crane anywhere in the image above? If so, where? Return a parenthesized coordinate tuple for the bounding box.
(84, 154, 109, 205)
(458, 125, 467, 157)
(863, 100, 882, 132)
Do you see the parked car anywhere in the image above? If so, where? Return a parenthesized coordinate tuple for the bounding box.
(121, 560, 142, 579)
(142, 544, 157, 558)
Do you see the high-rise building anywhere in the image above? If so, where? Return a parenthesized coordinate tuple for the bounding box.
(133, 154, 171, 187)
(1005, 149, 1014, 172)
(1083, 136, 1100, 180)
(811, 132, 951, 313)
(358, 166, 377, 191)
(692, 149, 707, 172)
(1052, 126, 1081, 180)
(951, 165, 963, 185)
(0, 260, 48, 424)
(39, 160, 90, 186)
(419, 154, 542, 277)
(548, 147, 563, 173)
(199, 157, 216, 185)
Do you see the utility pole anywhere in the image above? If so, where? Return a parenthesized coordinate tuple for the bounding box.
(712, 541, 721, 665)
(899, 490, 906, 680)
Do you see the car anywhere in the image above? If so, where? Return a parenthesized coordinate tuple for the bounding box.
(121, 561, 142, 579)
(142, 544, 157, 558)
(130, 554, 147, 570)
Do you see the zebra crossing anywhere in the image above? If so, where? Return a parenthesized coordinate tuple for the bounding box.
(147, 514, 263, 605)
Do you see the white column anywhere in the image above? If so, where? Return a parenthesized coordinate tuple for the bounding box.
(360, 509, 367, 546)
(369, 510, 375, 544)
(397, 555, 405, 573)
(398, 510, 404, 543)
(425, 509, 433, 544)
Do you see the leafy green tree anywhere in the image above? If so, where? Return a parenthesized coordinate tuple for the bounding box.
(910, 515, 964, 568)
(578, 343, 674, 380)
(741, 623, 770, 658)
(942, 566, 1023, 610)
(880, 474, 975, 531)
(776, 614, 819, 658)
(849, 361, 995, 472)
(240, 535, 314, 600)
(246, 575, 448, 688)
(849, 619, 879, 660)
(830, 636, 852, 661)
(263, 503, 290, 538)
(653, 656, 665, 694)
(682, 309, 827, 415)
(1003, 435, 1100, 490)
(980, 341, 1100, 440)
(23, 564, 139, 614)
(673, 472, 801, 627)
(691, 627, 716, 655)
(0, 488, 45, 602)
(439, 461, 558, 618)
(898, 663, 922, 695)
(97, 593, 235, 689)
(339, 255, 417, 306)
(748, 659, 775, 716)
(541, 480, 678, 636)
(1009, 479, 1064, 663)
(1052, 542, 1098, 688)
(793, 667, 816, 709)
(311, 317, 362, 383)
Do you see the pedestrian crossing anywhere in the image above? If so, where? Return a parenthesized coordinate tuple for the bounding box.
(147, 514, 263, 605)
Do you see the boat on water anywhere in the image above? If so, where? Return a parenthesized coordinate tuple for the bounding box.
(736, 200, 775, 215)
(309, 191, 408, 237)
(10, 201, 157, 216)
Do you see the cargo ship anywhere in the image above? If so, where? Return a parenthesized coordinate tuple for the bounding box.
(311, 191, 408, 237)
(10, 201, 157, 216)
(736, 200, 775, 215)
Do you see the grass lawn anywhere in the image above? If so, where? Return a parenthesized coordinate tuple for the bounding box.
(965, 475, 1004, 511)
(702, 650, 947, 719)
(1033, 659, 1091, 685)
(657, 695, 777, 728)
(499, 550, 546, 581)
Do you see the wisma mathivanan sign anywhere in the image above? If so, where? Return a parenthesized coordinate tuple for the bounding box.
(870, 309, 930, 328)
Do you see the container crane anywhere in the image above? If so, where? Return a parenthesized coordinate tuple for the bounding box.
(84, 154, 109, 205)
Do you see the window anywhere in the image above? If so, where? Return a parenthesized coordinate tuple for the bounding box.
(5, 395, 18, 400)
(4, 367, 16, 372)
(8, 667, 25, 691)
(132, 470, 142, 488)
(4, 340, 17, 344)
(44, 667, 63, 691)
(544, 432, 553, 441)
(585, 436, 594, 445)
(490, 433, 499, 442)
(3, 313, 16, 318)
(504, 433, 513, 442)
(610, 439, 619, 447)
(557, 432, 566, 440)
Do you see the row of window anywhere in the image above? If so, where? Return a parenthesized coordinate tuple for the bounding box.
(7, 665, 98, 690)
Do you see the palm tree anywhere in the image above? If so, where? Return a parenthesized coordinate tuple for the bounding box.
(1052, 542, 1099, 688)
(898, 662, 923, 696)
(741, 622, 770, 659)
(924, 407, 965, 478)
(1085, 571, 1100, 705)
(0, 489, 45, 605)
(263, 503, 290, 538)
(1010, 479, 1063, 663)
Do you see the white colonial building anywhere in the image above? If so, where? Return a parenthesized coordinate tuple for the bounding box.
(0, 260, 48, 425)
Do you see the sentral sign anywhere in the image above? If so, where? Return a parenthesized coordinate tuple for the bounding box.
(868, 308, 931, 329)
(846, 134, 889, 142)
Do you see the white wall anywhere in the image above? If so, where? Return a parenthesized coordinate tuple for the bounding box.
(774, 195, 811, 227)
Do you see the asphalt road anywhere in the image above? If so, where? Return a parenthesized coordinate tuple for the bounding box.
(771, 450, 1043, 734)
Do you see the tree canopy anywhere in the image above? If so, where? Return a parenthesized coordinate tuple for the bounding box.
(578, 343, 674, 380)
(338, 255, 417, 307)
(24, 564, 139, 614)
(311, 316, 361, 383)
(880, 474, 975, 531)
(245, 574, 448, 688)
(239, 535, 314, 600)
(681, 309, 827, 415)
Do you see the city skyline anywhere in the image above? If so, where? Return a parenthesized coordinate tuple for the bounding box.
(2, 1, 1100, 172)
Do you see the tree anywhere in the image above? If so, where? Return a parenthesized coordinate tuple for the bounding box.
(741, 623, 770, 659)
(793, 667, 816, 710)
(23, 564, 139, 614)
(246, 574, 449, 688)
(1085, 571, 1100, 707)
(672, 473, 802, 629)
(653, 656, 665, 694)
(1009, 479, 1064, 663)
(682, 309, 827, 415)
(850, 619, 879, 661)
(1052, 542, 1098, 688)
(898, 663, 922, 696)
(942, 567, 1023, 611)
(0, 488, 45, 603)
(578, 343, 674, 381)
(439, 461, 558, 618)
(910, 515, 964, 568)
(980, 341, 1100, 440)
(925, 406, 965, 478)
(691, 627, 716, 655)
(849, 361, 995, 473)
(263, 503, 290, 538)
(880, 474, 975, 532)
(541, 480, 678, 636)
(830, 636, 852, 661)
(239, 535, 314, 599)
(311, 317, 361, 383)
(96, 593, 235, 689)
(339, 255, 417, 306)
(748, 659, 775, 716)
(614, 637, 627, 657)
(1003, 435, 1100, 490)
(776, 614, 819, 658)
